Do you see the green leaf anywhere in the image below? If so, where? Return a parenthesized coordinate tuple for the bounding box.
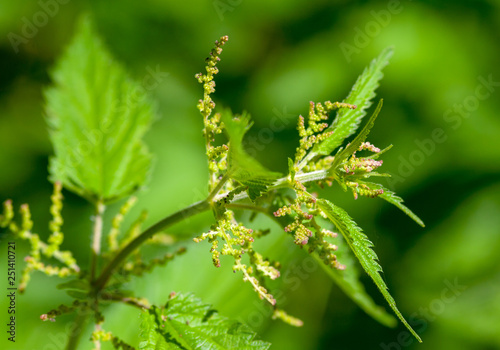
(359, 182, 425, 227)
(313, 230, 397, 328)
(221, 110, 281, 201)
(139, 293, 271, 350)
(56, 279, 88, 291)
(139, 307, 170, 350)
(65, 290, 89, 300)
(330, 99, 384, 174)
(316, 198, 422, 342)
(45, 15, 155, 204)
(314, 47, 393, 156)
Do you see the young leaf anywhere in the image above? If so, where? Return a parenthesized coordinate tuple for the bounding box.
(45, 16, 155, 204)
(139, 293, 271, 350)
(330, 99, 383, 173)
(221, 109, 281, 201)
(313, 231, 397, 328)
(359, 182, 425, 227)
(316, 198, 422, 342)
(314, 47, 393, 156)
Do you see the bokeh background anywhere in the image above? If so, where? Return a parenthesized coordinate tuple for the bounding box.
(1, 0, 500, 349)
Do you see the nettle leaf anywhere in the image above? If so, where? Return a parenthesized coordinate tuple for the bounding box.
(330, 99, 383, 174)
(56, 278, 89, 292)
(221, 110, 281, 201)
(315, 47, 393, 156)
(45, 16, 155, 204)
(316, 199, 422, 342)
(359, 182, 425, 227)
(314, 230, 396, 327)
(139, 307, 169, 349)
(139, 293, 271, 350)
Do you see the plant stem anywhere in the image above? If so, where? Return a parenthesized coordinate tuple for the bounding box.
(294, 169, 329, 183)
(226, 203, 270, 214)
(90, 200, 105, 282)
(65, 311, 89, 350)
(92, 169, 330, 291)
(214, 169, 329, 203)
(297, 151, 317, 171)
(206, 173, 230, 203)
(93, 199, 210, 291)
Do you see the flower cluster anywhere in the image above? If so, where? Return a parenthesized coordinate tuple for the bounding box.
(2, 181, 189, 349)
(273, 102, 356, 247)
(337, 142, 390, 199)
(90, 324, 137, 350)
(91, 325, 113, 350)
(308, 216, 346, 270)
(103, 196, 186, 279)
(195, 36, 230, 190)
(122, 247, 187, 277)
(274, 180, 316, 246)
(40, 299, 87, 322)
(1, 183, 80, 293)
(194, 36, 278, 307)
(107, 196, 137, 252)
(194, 207, 278, 306)
(189, 37, 421, 336)
(273, 180, 345, 271)
(271, 100, 371, 270)
(296, 101, 357, 169)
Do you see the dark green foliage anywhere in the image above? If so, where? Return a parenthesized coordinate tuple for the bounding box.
(139, 293, 271, 350)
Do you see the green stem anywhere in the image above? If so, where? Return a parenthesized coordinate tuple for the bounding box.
(93, 199, 210, 291)
(297, 151, 318, 171)
(93, 169, 329, 291)
(65, 311, 89, 350)
(90, 200, 105, 282)
(226, 203, 272, 216)
(214, 169, 329, 203)
(206, 173, 230, 203)
(294, 169, 329, 183)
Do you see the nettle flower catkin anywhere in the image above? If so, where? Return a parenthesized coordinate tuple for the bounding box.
(309, 221, 346, 271)
(40, 300, 86, 322)
(107, 196, 137, 253)
(341, 142, 387, 199)
(0, 199, 14, 228)
(194, 208, 278, 306)
(274, 183, 345, 271)
(3, 183, 80, 293)
(296, 101, 357, 168)
(193, 35, 282, 308)
(274, 181, 316, 246)
(275, 102, 356, 270)
(195, 36, 229, 190)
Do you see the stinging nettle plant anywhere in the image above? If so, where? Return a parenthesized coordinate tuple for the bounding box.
(0, 15, 426, 349)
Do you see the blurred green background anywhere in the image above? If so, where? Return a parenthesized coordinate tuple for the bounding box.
(1, 0, 500, 349)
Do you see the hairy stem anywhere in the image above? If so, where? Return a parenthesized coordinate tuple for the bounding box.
(90, 200, 105, 282)
(297, 151, 318, 171)
(93, 199, 210, 291)
(215, 169, 329, 202)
